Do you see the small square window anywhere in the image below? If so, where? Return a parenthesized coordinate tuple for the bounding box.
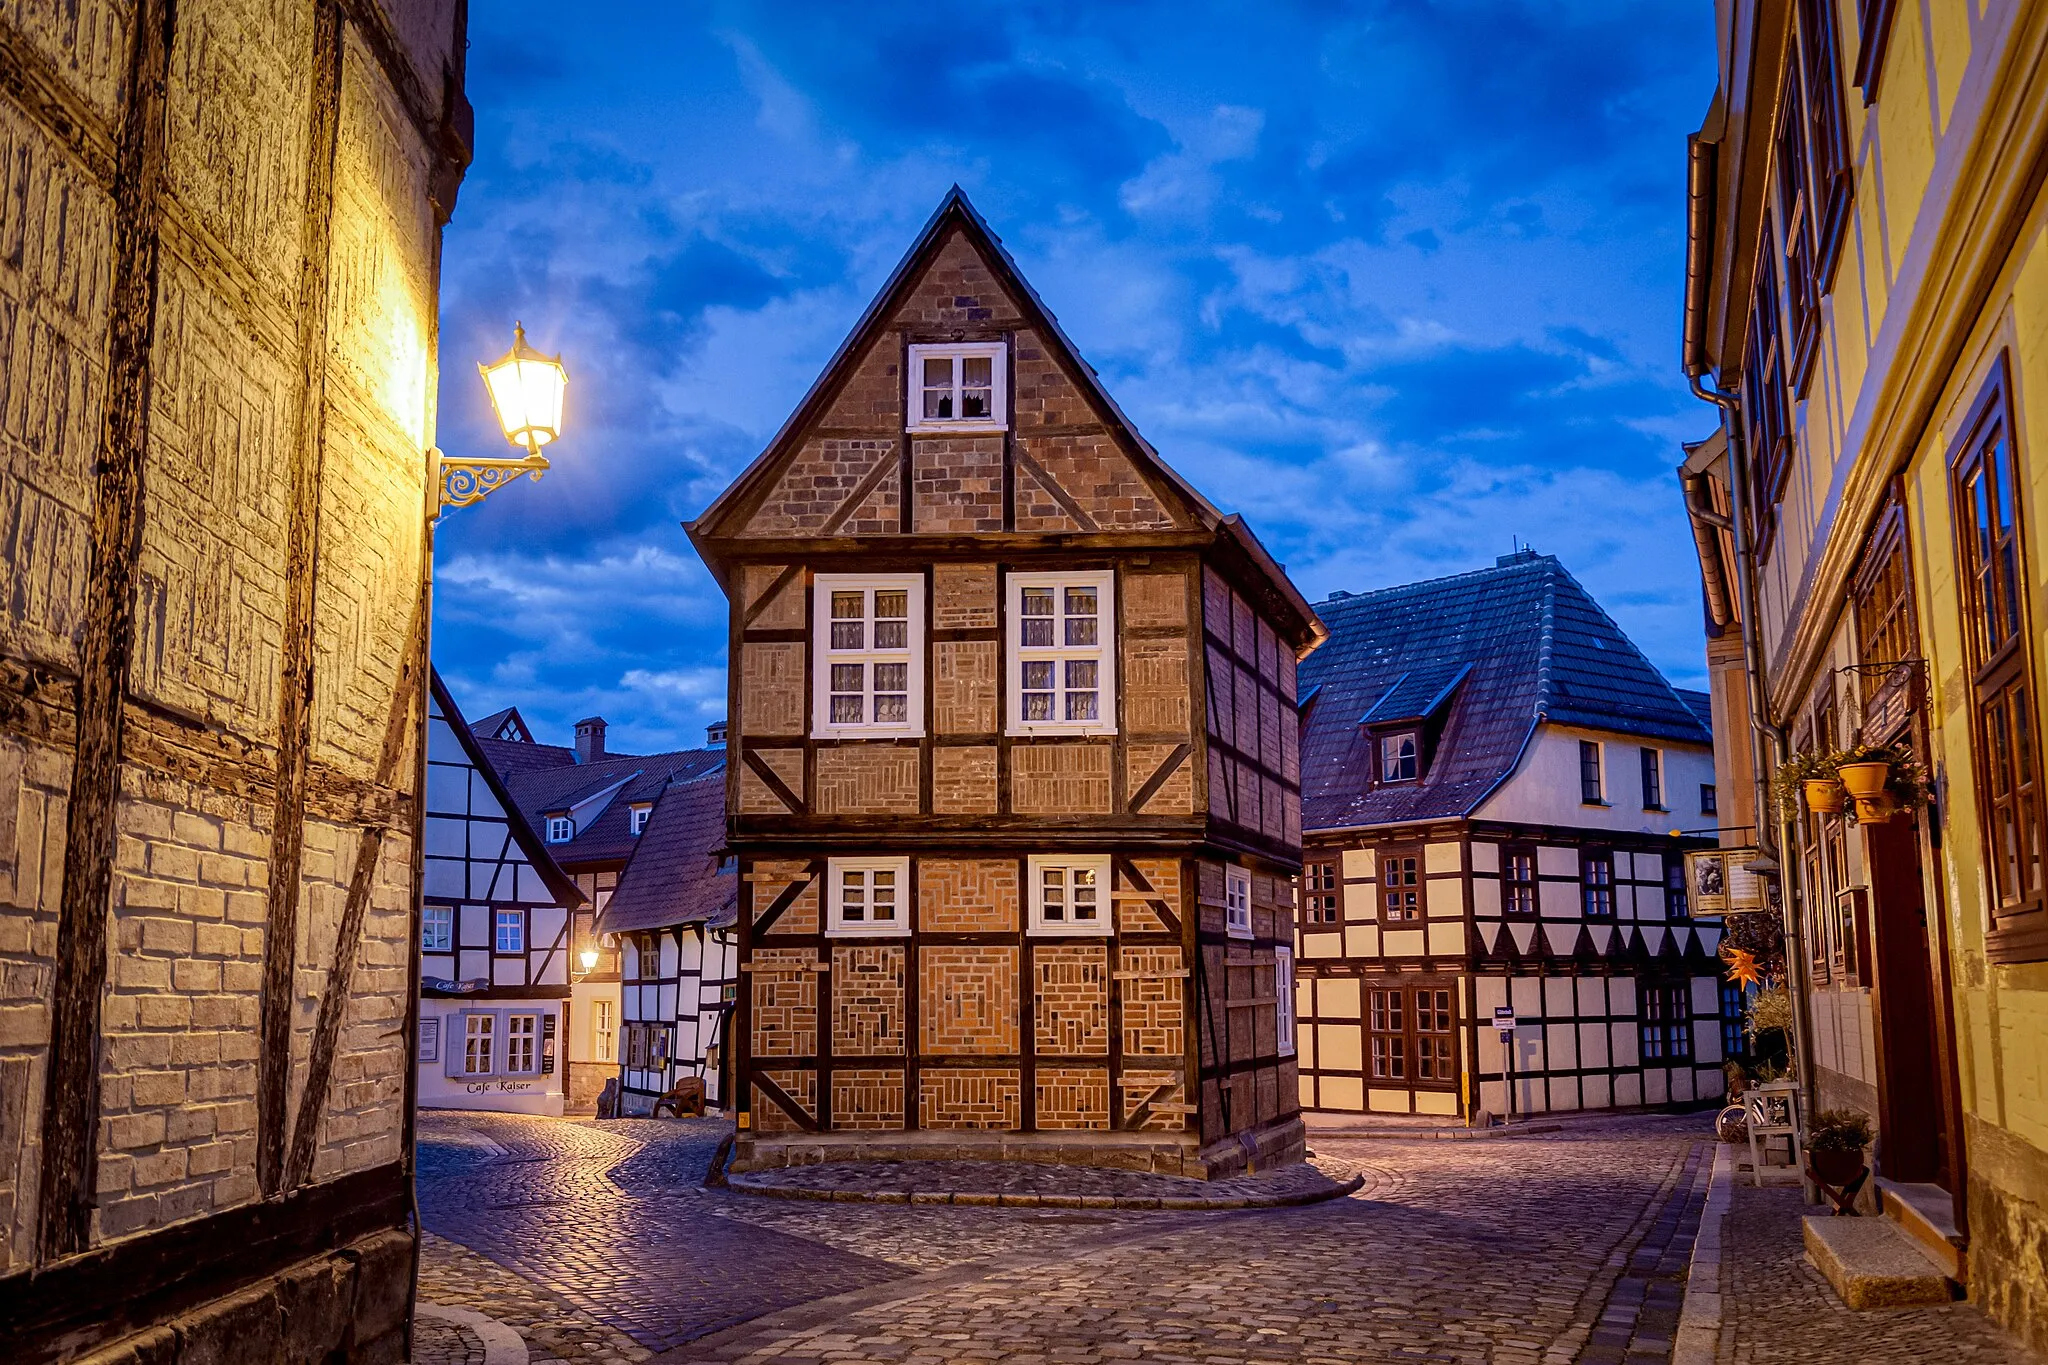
(629, 804, 652, 836)
(547, 815, 573, 843)
(494, 908, 524, 954)
(1226, 866, 1253, 939)
(827, 857, 911, 936)
(1028, 855, 1113, 935)
(1380, 848, 1422, 922)
(1380, 731, 1419, 783)
(907, 342, 1007, 431)
(421, 902, 453, 953)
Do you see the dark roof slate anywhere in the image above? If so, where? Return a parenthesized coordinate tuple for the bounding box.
(1358, 661, 1472, 726)
(472, 735, 726, 868)
(1300, 553, 1711, 832)
(597, 770, 735, 935)
(1676, 688, 1713, 731)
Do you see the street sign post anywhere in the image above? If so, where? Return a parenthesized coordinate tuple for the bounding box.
(1495, 1007, 1518, 1122)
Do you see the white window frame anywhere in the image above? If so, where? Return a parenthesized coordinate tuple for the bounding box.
(1226, 865, 1253, 940)
(547, 815, 573, 843)
(1026, 854, 1114, 936)
(826, 856, 912, 937)
(629, 804, 653, 836)
(812, 574, 926, 739)
(1005, 570, 1116, 736)
(504, 1011, 540, 1074)
(494, 908, 524, 954)
(1275, 944, 1296, 1056)
(594, 999, 614, 1063)
(463, 1012, 495, 1076)
(421, 902, 453, 953)
(1380, 730, 1419, 783)
(906, 341, 1007, 433)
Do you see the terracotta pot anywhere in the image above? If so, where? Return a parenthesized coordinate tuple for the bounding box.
(1854, 795, 1899, 824)
(1837, 761, 1892, 800)
(1809, 1144, 1865, 1187)
(1804, 778, 1846, 814)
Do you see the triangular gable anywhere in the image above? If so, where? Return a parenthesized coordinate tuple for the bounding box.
(691, 187, 1215, 547)
(427, 670, 584, 910)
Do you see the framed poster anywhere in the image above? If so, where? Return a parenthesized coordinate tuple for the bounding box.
(1686, 848, 1769, 917)
(418, 1017, 440, 1065)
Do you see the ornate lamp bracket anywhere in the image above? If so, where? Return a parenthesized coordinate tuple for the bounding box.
(431, 446, 549, 517)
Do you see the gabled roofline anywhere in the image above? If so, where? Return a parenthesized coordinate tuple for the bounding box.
(594, 768, 733, 937)
(430, 670, 585, 910)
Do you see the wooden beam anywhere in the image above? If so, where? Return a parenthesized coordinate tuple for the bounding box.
(36, 0, 175, 1262)
(258, 0, 346, 1198)
(1013, 446, 1100, 532)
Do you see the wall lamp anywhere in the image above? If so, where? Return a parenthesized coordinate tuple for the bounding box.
(432, 322, 569, 515)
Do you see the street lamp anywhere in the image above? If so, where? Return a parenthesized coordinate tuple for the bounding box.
(578, 947, 600, 973)
(433, 322, 570, 514)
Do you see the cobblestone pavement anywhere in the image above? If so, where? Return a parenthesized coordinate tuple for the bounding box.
(730, 1153, 1362, 1206)
(416, 1110, 2039, 1364)
(1718, 1179, 2035, 1364)
(411, 1316, 485, 1365)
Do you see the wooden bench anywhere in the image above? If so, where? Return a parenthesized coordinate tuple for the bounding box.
(651, 1076, 705, 1118)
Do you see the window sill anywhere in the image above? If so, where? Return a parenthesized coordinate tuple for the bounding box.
(908, 420, 1007, 436)
(1007, 722, 1118, 739)
(824, 924, 911, 939)
(1027, 921, 1114, 938)
(812, 727, 926, 742)
(1581, 800, 1611, 808)
(1226, 924, 1254, 941)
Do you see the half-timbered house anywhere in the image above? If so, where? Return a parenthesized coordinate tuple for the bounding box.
(420, 675, 585, 1116)
(688, 189, 1325, 1177)
(474, 713, 724, 1109)
(1295, 552, 1729, 1120)
(597, 768, 740, 1112)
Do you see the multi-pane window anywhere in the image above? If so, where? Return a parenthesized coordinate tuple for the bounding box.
(1720, 982, 1748, 1061)
(907, 342, 1006, 430)
(827, 857, 910, 936)
(1380, 849, 1421, 922)
(463, 1013, 495, 1075)
(494, 908, 524, 953)
(1503, 845, 1537, 916)
(1744, 233, 1792, 555)
(1701, 784, 1718, 816)
(1952, 361, 2046, 956)
(816, 576, 924, 737)
(1007, 571, 1114, 734)
(1275, 946, 1296, 1057)
(1029, 855, 1111, 935)
(1640, 748, 1663, 810)
(1581, 852, 1614, 918)
(1579, 741, 1604, 803)
(594, 999, 614, 1063)
(1854, 506, 1918, 705)
(1369, 983, 1456, 1088)
(1640, 984, 1693, 1061)
(422, 902, 453, 952)
(1665, 859, 1689, 920)
(624, 1023, 649, 1070)
(1226, 866, 1253, 939)
(547, 815, 573, 843)
(1301, 859, 1339, 924)
(629, 805, 652, 836)
(1381, 731, 1418, 782)
(505, 1013, 538, 1073)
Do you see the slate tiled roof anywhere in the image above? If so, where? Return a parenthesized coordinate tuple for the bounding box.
(1300, 552, 1712, 832)
(597, 770, 736, 935)
(1676, 688, 1713, 731)
(470, 734, 725, 868)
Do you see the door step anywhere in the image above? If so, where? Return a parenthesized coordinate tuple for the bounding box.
(1877, 1178, 1968, 1285)
(1804, 1215, 1958, 1309)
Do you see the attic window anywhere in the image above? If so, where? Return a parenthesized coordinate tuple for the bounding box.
(1380, 731, 1418, 783)
(629, 805, 653, 836)
(547, 815, 573, 843)
(908, 342, 1006, 432)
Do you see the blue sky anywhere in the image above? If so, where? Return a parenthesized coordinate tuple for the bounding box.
(433, 1, 1720, 754)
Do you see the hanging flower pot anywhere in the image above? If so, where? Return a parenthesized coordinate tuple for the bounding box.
(1853, 794, 1900, 824)
(1804, 778, 1846, 814)
(1836, 761, 1892, 800)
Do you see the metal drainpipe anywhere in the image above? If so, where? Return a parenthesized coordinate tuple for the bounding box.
(1688, 373, 1820, 1131)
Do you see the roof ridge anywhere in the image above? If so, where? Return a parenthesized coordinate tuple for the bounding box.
(1316, 553, 1559, 608)
(1540, 558, 1706, 731)
(1532, 560, 1561, 724)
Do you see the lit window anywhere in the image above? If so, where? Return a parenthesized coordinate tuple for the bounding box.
(1275, 946, 1296, 1057)
(1582, 852, 1614, 918)
(1380, 848, 1421, 922)
(827, 857, 911, 936)
(1007, 571, 1115, 735)
(595, 999, 614, 1063)
(494, 908, 524, 953)
(1226, 866, 1253, 939)
(629, 804, 652, 836)
(547, 815, 573, 843)
(1028, 855, 1112, 935)
(421, 902, 453, 952)
(814, 575, 925, 738)
(1381, 731, 1418, 782)
(907, 342, 1007, 431)
(505, 1013, 538, 1073)
(463, 1014, 495, 1075)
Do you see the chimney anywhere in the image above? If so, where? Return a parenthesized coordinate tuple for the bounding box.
(706, 720, 728, 749)
(574, 716, 606, 764)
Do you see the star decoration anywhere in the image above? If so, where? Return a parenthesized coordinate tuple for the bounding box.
(1720, 944, 1763, 989)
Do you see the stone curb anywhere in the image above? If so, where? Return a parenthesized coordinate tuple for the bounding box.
(418, 1301, 529, 1365)
(1307, 1122, 1565, 1142)
(727, 1171, 1365, 1210)
(1673, 1141, 1734, 1365)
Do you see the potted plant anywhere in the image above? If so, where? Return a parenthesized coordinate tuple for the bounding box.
(1832, 744, 1931, 824)
(1771, 751, 1843, 818)
(1806, 1108, 1874, 1187)
(1834, 745, 1896, 801)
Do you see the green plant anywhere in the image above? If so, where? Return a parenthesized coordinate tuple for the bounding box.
(1832, 743, 1932, 823)
(1770, 750, 1839, 821)
(1807, 1108, 1874, 1154)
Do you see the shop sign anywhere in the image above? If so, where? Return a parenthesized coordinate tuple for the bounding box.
(1686, 848, 1770, 916)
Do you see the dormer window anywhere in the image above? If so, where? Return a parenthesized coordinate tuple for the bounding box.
(907, 342, 1006, 432)
(546, 815, 573, 843)
(629, 804, 653, 836)
(1380, 731, 1418, 783)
